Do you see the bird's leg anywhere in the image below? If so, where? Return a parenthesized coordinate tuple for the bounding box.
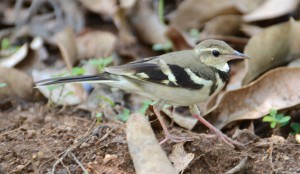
(189, 105, 243, 148)
(153, 100, 193, 144)
(168, 106, 176, 128)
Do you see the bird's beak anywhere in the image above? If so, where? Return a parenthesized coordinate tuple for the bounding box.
(225, 51, 250, 61)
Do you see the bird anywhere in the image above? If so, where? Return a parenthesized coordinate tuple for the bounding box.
(35, 39, 250, 147)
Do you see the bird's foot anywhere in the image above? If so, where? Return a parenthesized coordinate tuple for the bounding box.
(211, 130, 244, 148)
(159, 133, 194, 145)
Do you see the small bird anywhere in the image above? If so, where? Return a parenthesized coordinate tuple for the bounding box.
(36, 39, 250, 147)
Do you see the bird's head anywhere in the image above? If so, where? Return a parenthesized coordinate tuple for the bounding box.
(193, 39, 250, 71)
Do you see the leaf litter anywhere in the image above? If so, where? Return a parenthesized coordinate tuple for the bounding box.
(1, 0, 300, 173)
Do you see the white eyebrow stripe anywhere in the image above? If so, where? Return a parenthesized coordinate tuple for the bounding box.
(158, 60, 178, 85)
(194, 48, 218, 55)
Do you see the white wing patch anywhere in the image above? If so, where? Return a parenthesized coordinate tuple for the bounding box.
(184, 68, 213, 86)
(136, 72, 149, 78)
(158, 60, 178, 85)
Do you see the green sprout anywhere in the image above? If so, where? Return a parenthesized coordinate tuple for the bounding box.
(158, 0, 165, 25)
(88, 56, 113, 72)
(97, 95, 115, 107)
(95, 113, 103, 124)
(117, 108, 130, 122)
(71, 67, 86, 76)
(263, 109, 291, 128)
(291, 122, 300, 135)
(189, 28, 200, 39)
(1, 38, 10, 50)
(138, 100, 152, 115)
(152, 41, 173, 52)
(0, 82, 7, 87)
(46, 66, 86, 105)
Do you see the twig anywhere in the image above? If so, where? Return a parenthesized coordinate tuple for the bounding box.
(0, 127, 22, 138)
(51, 123, 112, 173)
(8, 161, 31, 174)
(52, 150, 71, 174)
(225, 157, 248, 174)
(70, 152, 89, 174)
(269, 142, 274, 172)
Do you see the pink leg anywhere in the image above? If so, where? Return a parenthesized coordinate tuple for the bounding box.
(153, 101, 193, 144)
(189, 105, 244, 148)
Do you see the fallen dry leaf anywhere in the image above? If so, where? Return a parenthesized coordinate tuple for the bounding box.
(202, 15, 242, 36)
(32, 67, 87, 106)
(54, 27, 78, 72)
(169, 142, 194, 173)
(0, 44, 28, 67)
(76, 31, 117, 59)
(243, 19, 300, 84)
(162, 108, 197, 130)
(79, 0, 117, 18)
(129, 0, 169, 45)
(243, 0, 300, 22)
(0, 67, 41, 101)
(126, 113, 177, 174)
(241, 24, 263, 37)
(165, 26, 194, 51)
(234, 0, 265, 14)
(204, 67, 300, 129)
(170, 0, 239, 30)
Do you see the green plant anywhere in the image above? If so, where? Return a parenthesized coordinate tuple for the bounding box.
(263, 109, 291, 128)
(117, 108, 130, 122)
(291, 122, 300, 135)
(46, 66, 86, 105)
(1, 38, 10, 50)
(71, 67, 86, 76)
(97, 95, 115, 107)
(158, 0, 165, 24)
(138, 100, 152, 115)
(95, 113, 103, 124)
(189, 28, 200, 39)
(1, 37, 19, 53)
(0, 82, 7, 87)
(88, 56, 113, 72)
(152, 41, 173, 52)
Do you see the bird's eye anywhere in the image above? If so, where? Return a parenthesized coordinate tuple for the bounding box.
(212, 50, 220, 57)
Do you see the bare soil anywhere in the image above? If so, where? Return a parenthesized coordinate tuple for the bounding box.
(0, 100, 299, 174)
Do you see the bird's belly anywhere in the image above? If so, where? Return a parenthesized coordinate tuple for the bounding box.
(140, 82, 214, 106)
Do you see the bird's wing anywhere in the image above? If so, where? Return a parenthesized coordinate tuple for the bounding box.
(104, 51, 214, 90)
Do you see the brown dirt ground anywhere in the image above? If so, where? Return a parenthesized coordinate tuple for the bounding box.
(0, 100, 300, 174)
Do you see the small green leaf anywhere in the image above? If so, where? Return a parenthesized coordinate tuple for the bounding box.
(262, 116, 276, 122)
(63, 91, 74, 98)
(1, 38, 10, 50)
(88, 57, 113, 72)
(270, 122, 276, 128)
(152, 41, 173, 52)
(47, 84, 63, 92)
(269, 109, 277, 117)
(71, 67, 86, 76)
(95, 113, 103, 123)
(138, 100, 152, 114)
(278, 116, 291, 123)
(291, 123, 300, 133)
(275, 113, 284, 121)
(0, 83, 7, 87)
(117, 108, 130, 122)
(189, 28, 200, 38)
(97, 95, 115, 107)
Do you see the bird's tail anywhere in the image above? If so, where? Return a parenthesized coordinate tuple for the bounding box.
(35, 73, 113, 87)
